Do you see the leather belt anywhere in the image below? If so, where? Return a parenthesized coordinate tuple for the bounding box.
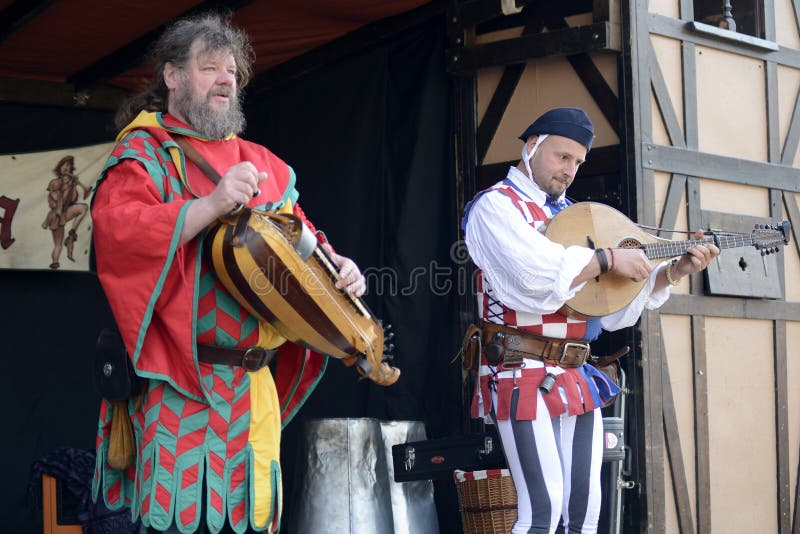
(481, 321, 590, 368)
(197, 344, 277, 372)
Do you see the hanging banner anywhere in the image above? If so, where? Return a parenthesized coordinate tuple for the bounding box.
(0, 142, 114, 271)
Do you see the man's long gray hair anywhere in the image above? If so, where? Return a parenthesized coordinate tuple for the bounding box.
(114, 12, 254, 130)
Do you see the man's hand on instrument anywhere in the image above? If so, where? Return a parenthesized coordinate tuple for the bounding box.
(321, 243, 366, 297)
(209, 161, 267, 215)
(673, 229, 720, 277)
(181, 162, 267, 245)
(609, 248, 653, 282)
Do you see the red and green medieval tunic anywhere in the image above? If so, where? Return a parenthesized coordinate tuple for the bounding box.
(91, 111, 327, 533)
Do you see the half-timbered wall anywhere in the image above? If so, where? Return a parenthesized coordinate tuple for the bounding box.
(633, 0, 800, 532)
(450, 0, 800, 532)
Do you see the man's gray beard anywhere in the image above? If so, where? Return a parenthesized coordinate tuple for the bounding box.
(173, 90, 246, 140)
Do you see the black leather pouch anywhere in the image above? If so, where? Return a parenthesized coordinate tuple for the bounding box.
(94, 328, 140, 402)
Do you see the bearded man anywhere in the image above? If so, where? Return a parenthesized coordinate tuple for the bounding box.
(90, 13, 365, 534)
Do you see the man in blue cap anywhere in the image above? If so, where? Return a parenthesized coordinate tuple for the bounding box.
(462, 107, 718, 533)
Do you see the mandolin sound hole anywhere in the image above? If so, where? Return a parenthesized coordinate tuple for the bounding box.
(618, 238, 642, 249)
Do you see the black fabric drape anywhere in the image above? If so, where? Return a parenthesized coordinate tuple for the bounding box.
(245, 15, 461, 428)
(245, 15, 464, 533)
(0, 102, 116, 533)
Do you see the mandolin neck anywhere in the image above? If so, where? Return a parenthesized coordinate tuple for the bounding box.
(642, 234, 753, 260)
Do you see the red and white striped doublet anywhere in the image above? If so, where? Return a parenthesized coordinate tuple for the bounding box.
(476, 181, 588, 340)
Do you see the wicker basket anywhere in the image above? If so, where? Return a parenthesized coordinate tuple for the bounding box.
(454, 469, 517, 534)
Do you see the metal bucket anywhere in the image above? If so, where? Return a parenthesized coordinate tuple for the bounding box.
(289, 418, 439, 534)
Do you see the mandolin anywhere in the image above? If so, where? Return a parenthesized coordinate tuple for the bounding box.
(544, 202, 791, 317)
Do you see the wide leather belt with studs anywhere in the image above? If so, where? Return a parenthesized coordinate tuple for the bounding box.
(480, 321, 590, 368)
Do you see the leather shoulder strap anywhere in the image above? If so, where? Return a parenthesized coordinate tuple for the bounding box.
(172, 135, 223, 185)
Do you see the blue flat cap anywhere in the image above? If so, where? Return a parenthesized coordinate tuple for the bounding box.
(518, 107, 595, 150)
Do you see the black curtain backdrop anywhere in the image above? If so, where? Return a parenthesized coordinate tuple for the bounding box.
(0, 104, 117, 533)
(244, 16, 464, 532)
(1, 15, 465, 534)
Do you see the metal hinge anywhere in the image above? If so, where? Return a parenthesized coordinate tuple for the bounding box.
(479, 436, 493, 457)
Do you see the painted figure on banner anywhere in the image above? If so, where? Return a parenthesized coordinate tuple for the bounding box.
(41, 155, 92, 268)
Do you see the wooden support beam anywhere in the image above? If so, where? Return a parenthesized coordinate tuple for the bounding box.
(629, 0, 660, 525)
(686, 21, 779, 51)
(691, 315, 711, 534)
(792, 0, 800, 47)
(542, 16, 620, 134)
(764, 0, 777, 42)
(567, 52, 620, 135)
(782, 191, 800, 260)
(641, 309, 667, 531)
(686, 177, 704, 302)
(681, 39, 698, 150)
(658, 319, 696, 534)
(649, 39, 685, 148)
(643, 144, 800, 192)
(782, 87, 800, 165)
(775, 320, 791, 533)
(771, 190, 787, 299)
(475, 21, 543, 164)
(767, 61, 781, 164)
(657, 174, 687, 238)
(448, 21, 616, 73)
(476, 64, 525, 165)
(660, 294, 800, 320)
(679, 0, 693, 20)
